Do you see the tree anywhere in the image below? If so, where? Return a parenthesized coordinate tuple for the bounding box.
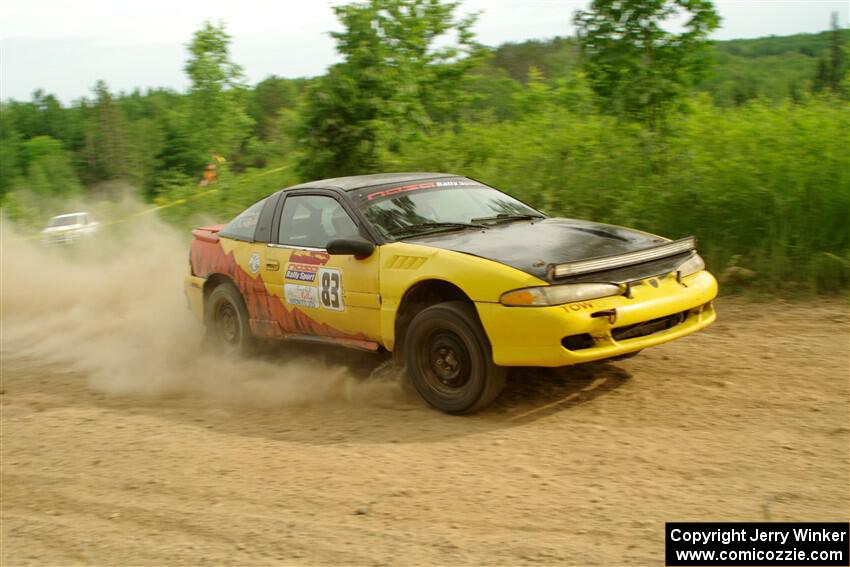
(297, 0, 483, 179)
(813, 56, 830, 92)
(574, 0, 720, 129)
(247, 76, 299, 141)
(813, 12, 849, 95)
(829, 12, 848, 95)
(184, 21, 253, 164)
(16, 136, 82, 196)
(0, 107, 23, 198)
(29, 90, 68, 141)
(828, 13, 849, 91)
(88, 80, 129, 181)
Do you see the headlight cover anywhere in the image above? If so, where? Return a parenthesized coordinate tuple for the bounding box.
(676, 253, 705, 278)
(500, 282, 621, 307)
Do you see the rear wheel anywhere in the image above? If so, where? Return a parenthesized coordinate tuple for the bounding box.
(204, 282, 255, 355)
(404, 301, 506, 414)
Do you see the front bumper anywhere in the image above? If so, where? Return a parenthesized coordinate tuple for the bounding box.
(41, 232, 82, 246)
(475, 270, 718, 367)
(184, 274, 206, 321)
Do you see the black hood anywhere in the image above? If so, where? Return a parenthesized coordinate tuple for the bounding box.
(410, 218, 689, 283)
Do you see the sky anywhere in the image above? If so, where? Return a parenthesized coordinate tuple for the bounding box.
(1, 0, 848, 103)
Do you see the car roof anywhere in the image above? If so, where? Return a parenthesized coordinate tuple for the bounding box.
(287, 172, 460, 192)
(51, 212, 89, 218)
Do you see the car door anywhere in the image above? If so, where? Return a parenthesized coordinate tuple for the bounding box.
(263, 191, 382, 347)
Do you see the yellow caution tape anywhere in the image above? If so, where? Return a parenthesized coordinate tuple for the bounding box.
(6, 164, 293, 242)
(7, 187, 219, 241)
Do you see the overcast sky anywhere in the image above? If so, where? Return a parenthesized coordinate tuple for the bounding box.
(2, 0, 848, 103)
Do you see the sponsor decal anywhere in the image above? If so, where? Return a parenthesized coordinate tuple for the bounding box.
(284, 284, 319, 308)
(318, 268, 344, 311)
(434, 180, 473, 187)
(192, 240, 375, 343)
(367, 182, 434, 200)
(289, 250, 330, 266)
(366, 179, 478, 200)
(284, 262, 318, 282)
(248, 252, 261, 275)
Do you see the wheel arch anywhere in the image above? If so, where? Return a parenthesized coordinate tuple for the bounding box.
(202, 273, 236, 321)
(394, 279, 481, 359)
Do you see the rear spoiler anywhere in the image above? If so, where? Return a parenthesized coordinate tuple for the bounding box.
(548, 236, 696, 280)
(191, 224, 226, 243)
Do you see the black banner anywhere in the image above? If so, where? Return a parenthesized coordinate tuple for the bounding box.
(666, 522, 849, 566)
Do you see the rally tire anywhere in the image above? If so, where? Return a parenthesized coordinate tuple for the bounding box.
(404, 301, 506, 414)
(204, 282, 256, 356)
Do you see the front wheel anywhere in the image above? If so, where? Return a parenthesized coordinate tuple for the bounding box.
(204, 282, 256, 355)
(404, 301, 506, 414)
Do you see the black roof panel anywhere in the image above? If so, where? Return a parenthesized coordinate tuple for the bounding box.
(288, 172, 459, 192)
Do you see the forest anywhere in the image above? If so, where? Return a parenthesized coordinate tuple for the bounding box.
(1, 0, 848, 293)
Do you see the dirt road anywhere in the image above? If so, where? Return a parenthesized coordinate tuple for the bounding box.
(2, 298, 848, 566)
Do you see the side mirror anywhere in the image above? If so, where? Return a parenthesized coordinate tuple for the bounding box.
(326, 237, 375, 259)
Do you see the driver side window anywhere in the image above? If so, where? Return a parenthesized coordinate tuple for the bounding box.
(278, 195, 359, 249)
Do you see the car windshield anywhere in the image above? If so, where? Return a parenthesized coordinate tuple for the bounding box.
(360, 183, 543, 239)
(47, 214, 85, 228)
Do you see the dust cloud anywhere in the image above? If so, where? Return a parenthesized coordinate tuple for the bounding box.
(0, 204, 401, 407)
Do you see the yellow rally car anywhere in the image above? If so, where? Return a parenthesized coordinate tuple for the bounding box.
(185, 173, 717, 413)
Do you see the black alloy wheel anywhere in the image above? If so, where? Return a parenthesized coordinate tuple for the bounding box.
(404, 301, 506, 414)
(205, 282, 255, 355)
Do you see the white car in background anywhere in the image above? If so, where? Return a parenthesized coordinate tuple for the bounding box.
(41, 212, 100, 245)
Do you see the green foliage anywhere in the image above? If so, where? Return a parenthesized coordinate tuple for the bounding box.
(488, 29, 850, 106)
(491, 37, 578, 83)
(125, 117, 165, 195)
(154, 161, 300, 229)
(247, 76, 301, 140)
(16, 136, 82, 196)
(184, 21, 254, 161)
(85, 81, 129, 181)
(1, 135, 84, 227)
(574, 0, 721, 129)
(0, 109, 23, 198)
(392, 84, 850, 292)
(812, 13, 849, 96)
(296, 0, 484, 179)
(1, 11, 848, 293)
(152, 93, 204, 184)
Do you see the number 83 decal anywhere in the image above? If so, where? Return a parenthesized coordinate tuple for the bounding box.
(318, 268, 344, 311)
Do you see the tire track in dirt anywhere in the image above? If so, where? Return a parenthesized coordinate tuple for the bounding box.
(2, 299, 848, 566)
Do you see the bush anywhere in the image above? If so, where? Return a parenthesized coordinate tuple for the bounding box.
(393, 92, 849, 293)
